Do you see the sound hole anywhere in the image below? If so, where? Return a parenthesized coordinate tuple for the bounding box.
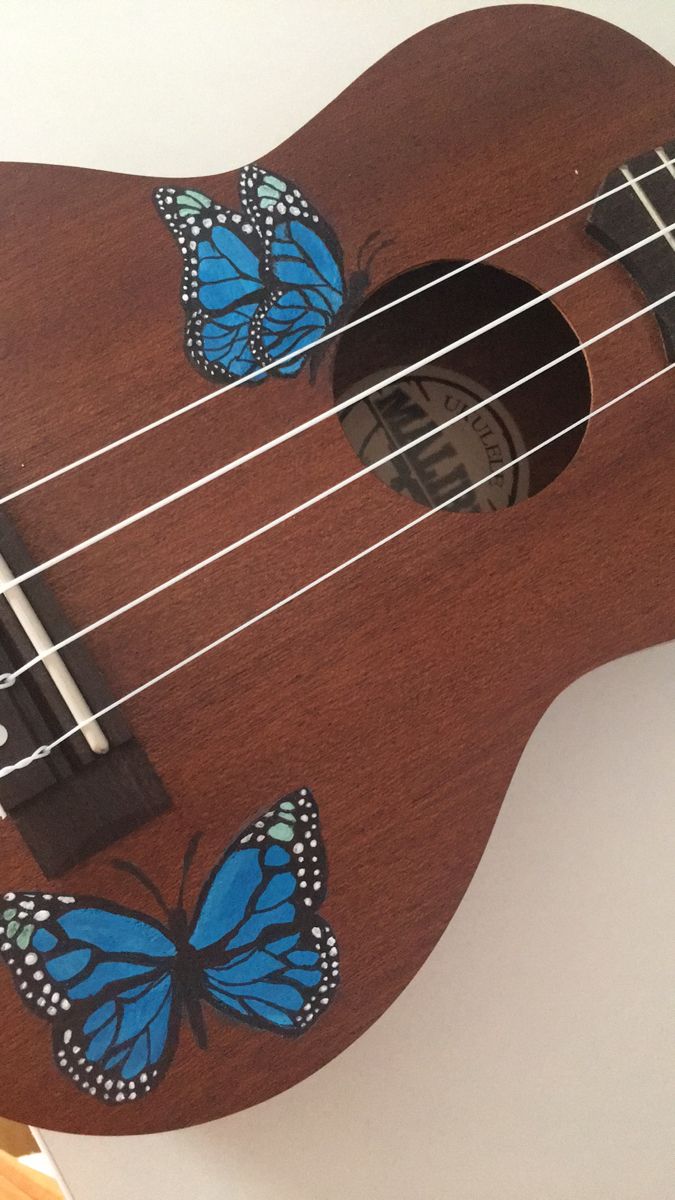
(332, 261, 591, 514)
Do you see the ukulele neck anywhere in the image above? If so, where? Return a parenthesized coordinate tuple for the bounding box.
(587, 138, 675, 360)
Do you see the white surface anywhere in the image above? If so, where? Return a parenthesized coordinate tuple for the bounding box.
(2, 0, 675, 175)
(1, 0, 673, 1195)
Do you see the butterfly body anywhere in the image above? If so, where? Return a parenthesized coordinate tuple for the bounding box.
(162, 905, 208, 1051)
(0, 790, 339, 1104)
(154, 165, 375, 385)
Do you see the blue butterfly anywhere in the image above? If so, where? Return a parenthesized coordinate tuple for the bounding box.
(0, 788, 339, 1104)
(154, 164, 382, 383)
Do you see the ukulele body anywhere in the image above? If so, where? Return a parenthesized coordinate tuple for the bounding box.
(0, 4, 674, 1133)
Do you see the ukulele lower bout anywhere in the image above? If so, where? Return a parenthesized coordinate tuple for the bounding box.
(0, 4, 674, 1135)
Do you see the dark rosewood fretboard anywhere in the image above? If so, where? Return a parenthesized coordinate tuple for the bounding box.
(587, 138, 675, 360)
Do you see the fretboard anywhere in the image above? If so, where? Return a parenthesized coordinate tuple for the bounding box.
(586, 137, 675, 361)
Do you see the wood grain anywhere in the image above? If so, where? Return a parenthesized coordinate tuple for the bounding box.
(0, 3, 674, 1133)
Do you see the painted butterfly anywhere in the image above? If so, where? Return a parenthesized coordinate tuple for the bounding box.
(154, 163, 381, 383)
(0, 788, 339, 1104)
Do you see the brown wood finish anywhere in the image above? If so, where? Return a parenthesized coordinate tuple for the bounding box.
(0, 4, 674, 1133)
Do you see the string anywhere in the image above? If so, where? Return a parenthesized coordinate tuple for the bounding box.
(3, 214, 675, 599)
(4, 283, 674, 686)
(1, 152, 673, 511)
(1, 358, 671, 781)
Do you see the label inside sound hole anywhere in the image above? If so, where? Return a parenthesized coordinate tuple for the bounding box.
(339, 368, 530, 514)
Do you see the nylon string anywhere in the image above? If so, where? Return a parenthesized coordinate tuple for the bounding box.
(0, 152, 673, 510)
(3, 282, 674, 687)
(2, 213, 675, 597)
(1, 358, 672, 780)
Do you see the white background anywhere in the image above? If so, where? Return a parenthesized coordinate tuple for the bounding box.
(0, 2, 673, 1196)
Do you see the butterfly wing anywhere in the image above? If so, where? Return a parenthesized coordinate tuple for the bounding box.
(189, 788, 340, 1035)
(240, 164, 343, 270)
(185, 304, 262, 381)
(203, 914, 337, 1034)
(0, 892, 179, 1103)
(250, 287, 335, 378)
(241, 165, 346, 376)
(52, 969, 180, 1103)
(154, 186, 267, 382)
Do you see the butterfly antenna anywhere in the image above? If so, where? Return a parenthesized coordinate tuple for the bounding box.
(362, 235, 394, 275)
(356, 229, 381, 267)
(177, 832, 203, 911)
(110, 859, 171, 919)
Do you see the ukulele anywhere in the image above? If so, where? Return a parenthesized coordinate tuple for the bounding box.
(0, 4, 673, 1136)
